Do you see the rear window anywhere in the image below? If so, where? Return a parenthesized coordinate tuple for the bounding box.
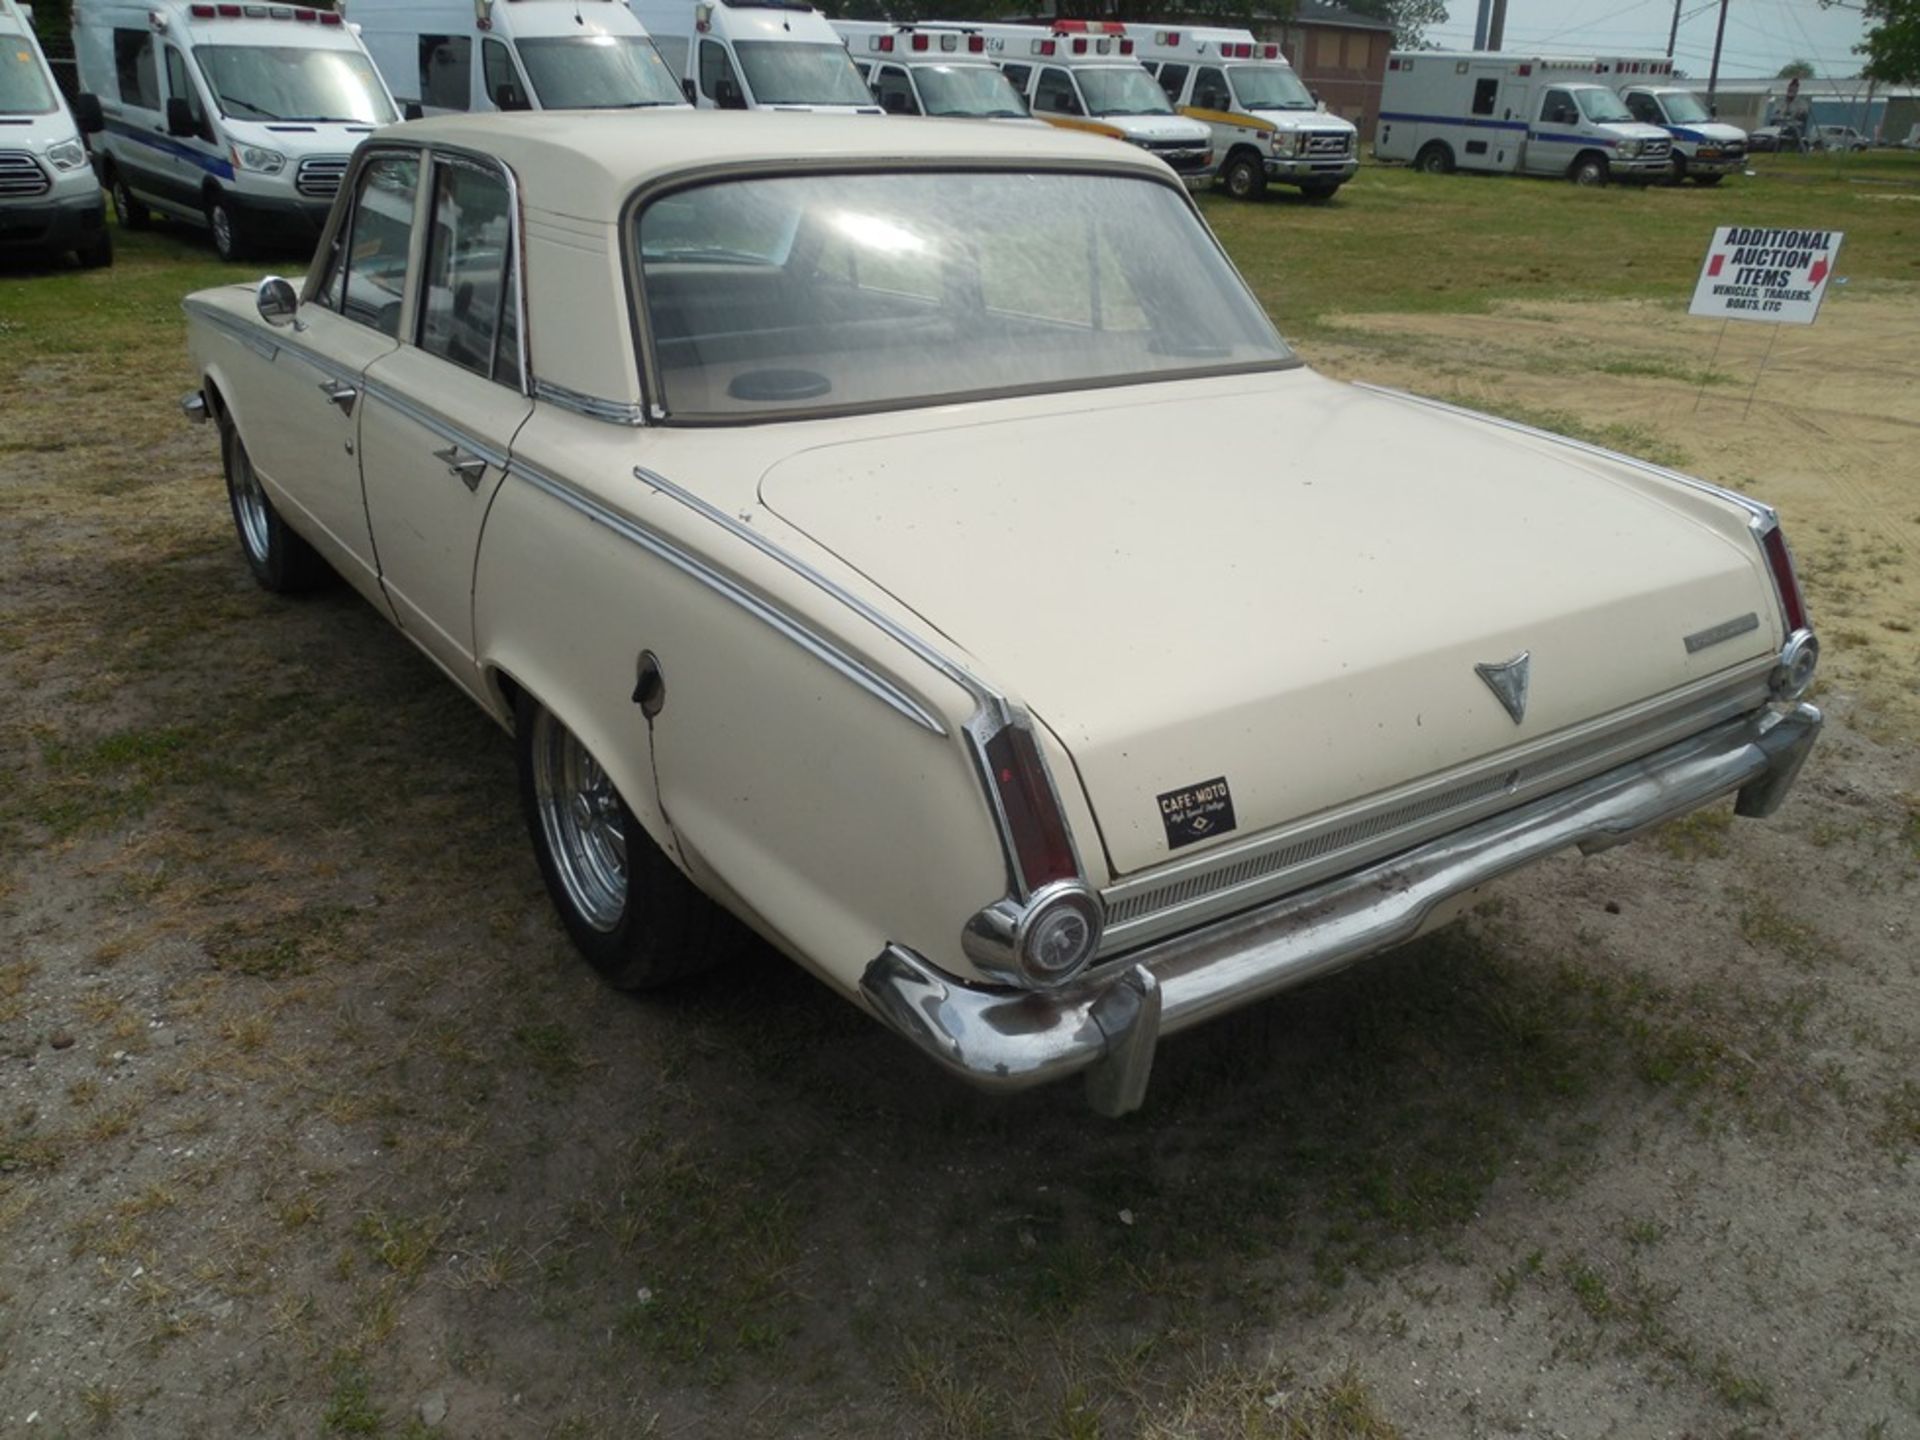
(633, 170, 1291, 422)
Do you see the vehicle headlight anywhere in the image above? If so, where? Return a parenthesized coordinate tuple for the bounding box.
(1270, 131, 1297, 156)
(231, 145, 286, 174)
(1619, 139, 1643, 157)
(47, 138, 88, 172)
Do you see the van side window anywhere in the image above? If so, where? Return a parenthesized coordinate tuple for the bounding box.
(699, 40, 744, 108)
(1000, 63, 1031, 94)
(321, 154, 420, 338)
(163, 46, 207, 132)
(1541, 89, 1577, 126)
(1032, 67, 1081, 116)
(1624, 92, 1661, 124)
(1192, 66, 1229, 111)
(419, 35, 471, 111)
(482, 38, 524, 109)
(1471, 77, 1497, 116)
(872, 64, 917, 115)
(1154, 62, 1188, 104)
(112, 29, 160, 110)
(418, 159, 520, 387)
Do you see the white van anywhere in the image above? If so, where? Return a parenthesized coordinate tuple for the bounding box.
(1377, 51, 1672, 186)
(832, 21, 1031, 122)
(345, 0, 685, 114)
(1612, 66, 1747, 183)
(1, 0, 111, 265)
(1125, 25, 1356, 201)
(74, 0, 399, 258)
(965, 21, 1213, 187)
(630, 0, 877, 113)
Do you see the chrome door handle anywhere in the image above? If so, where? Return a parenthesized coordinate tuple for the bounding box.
(317, 380, 358, 415)
(432, 444, 490, 491)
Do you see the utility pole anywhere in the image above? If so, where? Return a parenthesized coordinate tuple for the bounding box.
(1487, 0, 1508, 50)
(1473, 0, 1492, 49)
(1707, 0, 1730, 113)
(1666, 0, 1682, 58)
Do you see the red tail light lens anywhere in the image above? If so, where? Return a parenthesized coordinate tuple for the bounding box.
(911, 32, 927, 50)
(984, 726, 1077, 890)
(1760, 523, 1810, 633)
(968, 34, 983, 52)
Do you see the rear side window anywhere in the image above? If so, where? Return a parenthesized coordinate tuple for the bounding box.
(417, 158, 522, 387)
(113, 29, 159, 110)
(1541, 88, 1576, 125)
(1471, 77, 1497, 116)
(1154, 62, 1188, 103)
(318, 153, 420, 338)
(419, 34, 471, 110)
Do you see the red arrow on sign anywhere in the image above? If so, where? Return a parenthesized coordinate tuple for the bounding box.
(1708, 254, 1725, 277)
(1809, 257, 1829, 285)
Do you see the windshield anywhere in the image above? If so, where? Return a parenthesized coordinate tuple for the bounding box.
(196, 45, 395, 123)
(636, 171, 1290, 420)
(1659, 90, 1711, 123)
(515, 35, 683, 108)
(1575, 87, 1634, 124)
(733, 40, 871, 106)
(1077, 66, 1174, 116)
(913, 63, 1027, 118)
(2, 37, 56, 114)
(1227, 63, 1314, 111)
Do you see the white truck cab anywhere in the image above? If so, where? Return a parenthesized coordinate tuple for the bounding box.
(1377, 51, 1672, 186)
(345, 0, 686, 114)
(631, 0, 876, 113)
(73, 0, 398, 258)
(1125, 24, 1356, 201)
(965, 20, 1213, 188)
(1608, 59, 1746, 183)
(1, 0, 112, 265)
(831, 21, 1032, 122)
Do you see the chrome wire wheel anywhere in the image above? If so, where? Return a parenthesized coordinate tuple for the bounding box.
(531, 709, 629, 933)
(229, 440, 271, 565)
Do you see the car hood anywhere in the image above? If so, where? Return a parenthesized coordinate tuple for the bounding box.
(1671, 122, 1748, 143)
(757, 371, 1779, 876)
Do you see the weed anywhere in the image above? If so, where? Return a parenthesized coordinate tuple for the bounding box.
(1657, 805, 1734, 860)
(357, 1208, 446, 1280)
(322, 1355, 382, 1436)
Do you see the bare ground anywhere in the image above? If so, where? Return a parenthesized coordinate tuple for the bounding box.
(2, 289, 1917, 1438)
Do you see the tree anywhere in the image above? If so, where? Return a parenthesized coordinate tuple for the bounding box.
(1825, 0, 1920, 85)
(1776, 59, 1816, 80)
(1341, 0, 1451, 48)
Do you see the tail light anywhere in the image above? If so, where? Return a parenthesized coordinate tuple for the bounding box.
(1759, 522, 1810, 633)
(968, 34, 983, 52)
(911, 32, 927, 50)
(1758, 519, 1817, 699)
(984, 725, 1076, 890)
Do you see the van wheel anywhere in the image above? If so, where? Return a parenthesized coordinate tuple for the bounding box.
(1667, 152, 1688, 184)
(515, 695, 733, 990)
(76, 228, 113, 269)
(109, 170, 149, 230)
(206, 193, 247, 262)
(221, 421, 329, 593)
(1221, 152, 1266, 200)
(1694, 173, 1723, 186)
(1415, 142, 1454, 175)
(1571, 154, 1609, 187)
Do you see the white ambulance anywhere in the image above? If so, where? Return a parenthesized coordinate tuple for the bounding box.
(831, 21, 1031, 121)
(1, 0, 111, 266)
(346, 0, 686, 114)
(1611, 61, 1747, 183)
(73, 0, 398, 258)
(969, 20, 1212, 187)
(1376, 50, 1672, 186)
(630, 0, 877, 113)
(1125, 25, 1356, 201)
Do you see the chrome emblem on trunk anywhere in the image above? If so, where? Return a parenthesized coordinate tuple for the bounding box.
(1475, 652, 1531, 726)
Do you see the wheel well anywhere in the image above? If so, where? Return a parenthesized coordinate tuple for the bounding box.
(487, 667, 526, 731)
(1417, 140, 1453, 162)
(202, 376, 230, 429)
(1225, 143, 1263, 168)
(1572, 149, 1608, 173)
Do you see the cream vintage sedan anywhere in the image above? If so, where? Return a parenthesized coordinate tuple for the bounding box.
(181, 112, 1821, 1115)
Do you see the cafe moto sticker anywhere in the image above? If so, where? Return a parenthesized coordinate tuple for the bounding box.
(1689, 226, 1843, 325)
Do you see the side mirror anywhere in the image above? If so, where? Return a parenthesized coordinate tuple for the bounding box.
(72, 92, 105, 134)
(166, 97, 197, 138)
(494, 82, 528, 111)
(682, 77, 697, 105)
(715, 77, 745, 110)
(881, 90, 912, 115)
(256, 275, 301, 329)
(402, 100, 424, 121)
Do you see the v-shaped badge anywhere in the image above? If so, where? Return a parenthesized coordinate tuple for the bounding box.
(1475, 652, 1531, 726)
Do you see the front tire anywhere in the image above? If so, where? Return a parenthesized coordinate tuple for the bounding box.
(1668, 152, 1689, 185)
(206, 192, 247, 262)
(1694, 173, 1724, 186)
(75, 227, 113, 269)
(516, 696, 731, 990)
(1220, 151, 1266, 200)
(1571, 154, 1609, 187)
(109, 168, 149, 230)
(221, 422, 328, 593)
(1299, 180, 1341, 203)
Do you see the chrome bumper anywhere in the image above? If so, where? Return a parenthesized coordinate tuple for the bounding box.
(862, 702, 1821, 1116)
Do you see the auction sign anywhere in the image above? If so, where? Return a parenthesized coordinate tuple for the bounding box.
(1689, 226, 1843, 324)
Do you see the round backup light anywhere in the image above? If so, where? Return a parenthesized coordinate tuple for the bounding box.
(1772, 629, 1819, 700)
(1020, 885, 1102, 984)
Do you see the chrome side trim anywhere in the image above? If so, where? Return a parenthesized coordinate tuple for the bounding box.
(184, 298, 278, 362)
(511, 462, 946, 735)
(862, 702, 1823, 1114)
(1095, 659, 1773, 957)
(362, 378, 510, 471)
(535, 380, 647, 427)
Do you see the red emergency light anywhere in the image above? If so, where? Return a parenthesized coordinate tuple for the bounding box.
(1118, 37, 1132, 54)
(871, 33, 892, 51)
(1033, 38, 1055, 55)
(1072, 36, 1086, 53)
(911, 32, 928, 50)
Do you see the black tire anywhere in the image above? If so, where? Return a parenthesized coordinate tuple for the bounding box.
(206, 191, 247, 262)
(1299, 181, 1341, 203)
(1220, 151, 1266, 200)
(515, 694, 732, 990)
(1415, 142, 1454, 175)
(1668, 152, 1688, 185)
(220, 422, 329, 593)
(1571, 154, 1609, 187)
(1694, 173, 1724, 186)
(109, 168, 149, 230)
(75, 227, 113, 270)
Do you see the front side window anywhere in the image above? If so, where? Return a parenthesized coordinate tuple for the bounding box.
(1, 39, 56, 114)
(418, 159, 520, 386)
(1031, 66, 1080, 115)
(1540, 88, 1576, 125)
(913, 64, 1025, 118)
(515, 36, 683, 109)
(1661, 90, 1711, 123)
(1076, 65, 1174, 117)
(870, 63, 917, 115)
(731, 41, 871, 107)
(1191, 66, 1229, 111)
(1227, 64, 1313, 110)
(112, 29, 159, 110)
(1576, 87, 1634, 123)
(700, 40, 744, 108)
(1153, 62, 1187, 104)
(164, 45, 207, 131)
(999, 62, 1031, 94)
(634, 171, 1291, 421)
(418, 34, 471, 111)
(481, 38, 524, 109)
(319, 153, 419, 337)
(198, 45, 397, 122)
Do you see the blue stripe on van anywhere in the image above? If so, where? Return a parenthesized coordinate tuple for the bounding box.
(1377, 111, 1528, 132)
(105, 119, 236, 180)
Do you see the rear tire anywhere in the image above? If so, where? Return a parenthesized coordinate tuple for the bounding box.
(516, 695, 732, 991)
(109, 168, 149, 230)
(1415, 142, 1454, 175)
(1668, 152, 1688, 185)
(1221, 151, 1266, 200)
(221, 422, 329, 593)
(1571, 154, 1609, 187)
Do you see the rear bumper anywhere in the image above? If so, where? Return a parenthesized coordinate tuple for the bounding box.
(862, 701, 1821, 1115)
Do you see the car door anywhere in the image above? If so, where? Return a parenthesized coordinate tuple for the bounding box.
(357, 150, 532, 682)
(224, 149, 421, 595)
(871, 63, 919, 115)
(1527, 86, 1581, 174)
(106, 25, 171, 209)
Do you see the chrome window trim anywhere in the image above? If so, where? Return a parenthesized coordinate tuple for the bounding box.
(1093, 657, 1776, 959)
(534, 379, 648, 426)
(418, 147, 532, 397)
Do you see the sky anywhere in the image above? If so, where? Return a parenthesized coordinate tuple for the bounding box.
(1420, 0, 1874, 80)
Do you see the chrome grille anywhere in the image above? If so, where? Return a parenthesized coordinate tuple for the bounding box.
(1095, 660, 1774, 959)
(1303, 131, 1350, 156)
(0, 151, 51, 198)
(295, 155, 348, 199)
(1141, 139, 1212, 173)
(1642, 137, 1672, 161)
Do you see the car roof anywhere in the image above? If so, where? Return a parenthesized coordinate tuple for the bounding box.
(376, 111, 1169, 221)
